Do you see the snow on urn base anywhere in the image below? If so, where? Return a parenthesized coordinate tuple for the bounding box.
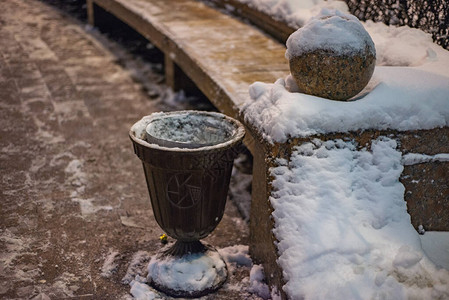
(286, 10, 376, 101)
(147, 241, 227, 298)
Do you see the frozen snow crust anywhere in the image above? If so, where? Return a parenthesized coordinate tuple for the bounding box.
(270, 138, 449, 299)
(145, 112, 236, 147)
(130, 110, 245, 151)
(286, 10, 375, 59)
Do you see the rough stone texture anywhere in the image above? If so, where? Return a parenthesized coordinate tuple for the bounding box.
(0, 1, 259, 299)
(289, 48, 376, 100)
(398, 127, 449, 231)
(401, 162, 449, 231)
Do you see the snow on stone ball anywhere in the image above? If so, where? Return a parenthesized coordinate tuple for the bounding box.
(286, 9, 376, 101)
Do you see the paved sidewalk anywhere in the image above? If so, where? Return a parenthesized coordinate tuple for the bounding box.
(0, 1, 253, 299)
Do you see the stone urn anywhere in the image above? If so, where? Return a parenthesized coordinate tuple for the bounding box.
(129, 110, 245, 297)
(286, 10, 376, 100)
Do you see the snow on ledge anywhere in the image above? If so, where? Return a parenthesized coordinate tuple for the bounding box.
(243, 66, 449, 143)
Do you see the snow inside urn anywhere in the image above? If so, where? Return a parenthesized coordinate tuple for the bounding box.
(286, 10, 376, 101)
(145, 112, 237, 149)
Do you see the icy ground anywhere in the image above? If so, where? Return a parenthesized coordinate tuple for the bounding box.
(0, 1, 260, 299)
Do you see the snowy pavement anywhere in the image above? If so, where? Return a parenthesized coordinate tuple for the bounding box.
(0, 1, 262, 299)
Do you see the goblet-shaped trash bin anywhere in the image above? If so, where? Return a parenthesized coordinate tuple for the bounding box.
(129, 110, 245, 297)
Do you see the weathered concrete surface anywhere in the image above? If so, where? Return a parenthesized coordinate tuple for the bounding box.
(0, 1, 257, 299)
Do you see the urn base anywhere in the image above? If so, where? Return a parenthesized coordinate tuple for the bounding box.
(147, 241, 228, 298)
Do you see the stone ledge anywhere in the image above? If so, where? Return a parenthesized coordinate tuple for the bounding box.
(249, 126, 449, 296)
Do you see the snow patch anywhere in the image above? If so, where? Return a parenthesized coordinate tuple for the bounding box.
(64, 159, 114, 216)
(129, 280, 163, 300)
(145, 112, 236, 145)
(130, 111, 245, 152)
(363, 20, 438, 67)
(124, 245, 271, 299)
(270, 137, 449, 299)
(71, 198, 114, 216)
(147, 247, 227, 295)
(244, 67, 449, 142)
(122, 251, 151, 284)
(270, 286, 282, 300)
(420, 232, 449, 270)
(219, 244, 252, 267)
(249, 264, 270, 299)
(65, 159, 87, 196)
(100, 249, 120, 278)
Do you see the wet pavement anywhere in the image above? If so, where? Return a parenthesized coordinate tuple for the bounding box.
(0, 0, 256, 299)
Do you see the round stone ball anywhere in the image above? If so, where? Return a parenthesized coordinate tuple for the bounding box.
(286, 11, 376, 101)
